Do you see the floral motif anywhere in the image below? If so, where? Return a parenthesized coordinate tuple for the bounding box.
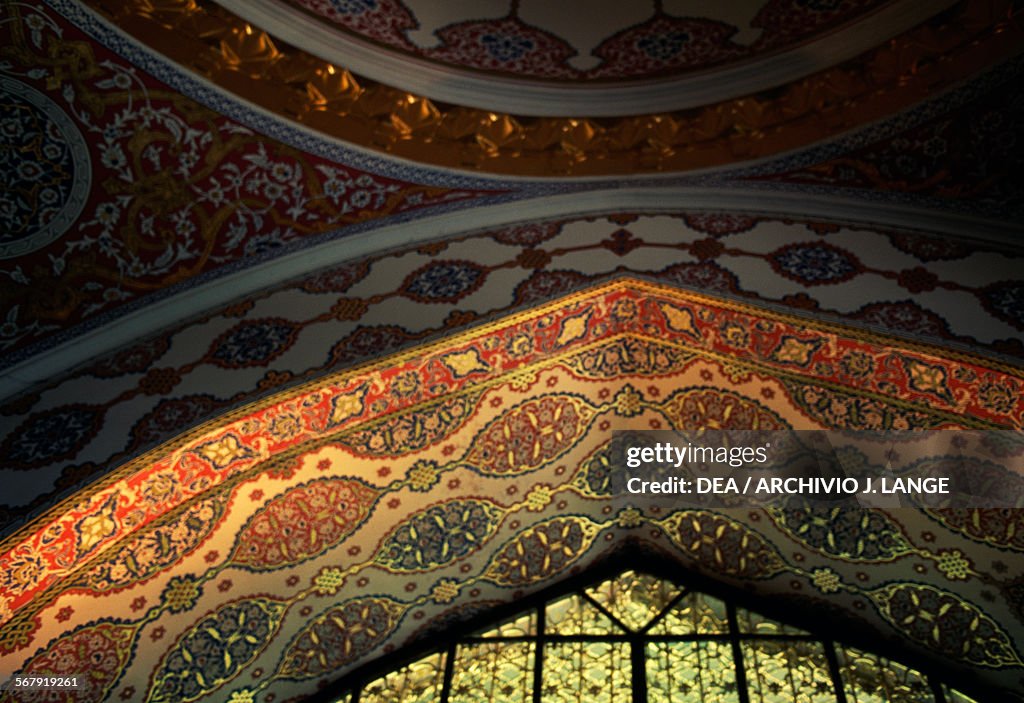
(682, 213, 757, 236)
(0, 77, 90, 258)
(661, 511, 786, 579)
(377, 499, 501, 571)
(870, 583, 1023, 668)
(80, 497, 226, 592)
(429, 18, 576, 78)
(229, 478, 379, 570)
(925, 508, 1024, 552)
(901, 357, 955, 404)
(299, 260, 370, 294)
(74, 494, 120, 558)
(592, 16, 743, 79)
(0, 9, 488, 358)
(465, 395, 595, 475)
(129, 394, 221, 449)
(513, 270, 592, 306)
(661, 388, 788, 431)
(784, 382, 940, 430)
(288, 0, 417, 51)
(484, 517, 598, 586)
(769, 243, 861, 285)
(194, 434, 256, 470)
(339, 397, 475, 456)
(769, 504, 914, 561)
(148, 598, 287, 703)
(278, 597, 404, 679)
(1, 403, 102, 468)
(575, 434, 653, 497)
(291, 0, 887, 79)
(0, 545, 47, 600)
(837, 351, 875, 380)
(16, 621, 138, 701)
(208, 319, 300, 368)
(491, 222, 561, 246)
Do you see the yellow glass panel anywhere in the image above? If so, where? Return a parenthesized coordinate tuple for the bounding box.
(476, 612, 537, 638)
(647, 641, 739, 703)
(648, 592, 729, 635)
(743, 640, 835, 703)
(837, 645, 933, 702)
(449, 641, 534, 703)
(942, 686, 979, 703)
(585, 570, 681, 631)
(545, 594, 622, 635)
(360, 652, 445, 703)
(735, 607, 809, 636)
(541, 642, 631, 703)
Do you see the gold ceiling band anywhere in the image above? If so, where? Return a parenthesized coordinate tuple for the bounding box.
(87, 0, 1023, 176)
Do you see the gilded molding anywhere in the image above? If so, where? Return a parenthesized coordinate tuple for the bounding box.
(86, 0, 1024, 175)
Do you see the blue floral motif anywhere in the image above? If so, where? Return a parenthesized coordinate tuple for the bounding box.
(328, 0, 376, 15)
(770, 243, 860, 284)
(209, 319, 297, 367)
(378, 499, 500, 571)
(0, 77, 90, 258)
(403, 261, 486, 302)
(4, 404, 100, 466)
(481, 33, 534, 62)
(636, 31, 689, 61)
(150, 598, 286, 703)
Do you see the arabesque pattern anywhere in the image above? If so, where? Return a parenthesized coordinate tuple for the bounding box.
(0, 280, 1022, 701)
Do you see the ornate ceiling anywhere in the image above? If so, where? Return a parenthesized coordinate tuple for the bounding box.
(0, 0, 1023, 701)
(220, 0, 945, 114)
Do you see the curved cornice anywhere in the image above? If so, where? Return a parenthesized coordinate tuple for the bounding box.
(80, 0, 1023, 176)
(215, 0, 949, 117)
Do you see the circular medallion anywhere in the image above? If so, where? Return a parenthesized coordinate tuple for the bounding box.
(0, 76, 91, 259)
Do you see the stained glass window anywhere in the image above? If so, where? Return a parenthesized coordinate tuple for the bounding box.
(326, 569, 987, 703)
